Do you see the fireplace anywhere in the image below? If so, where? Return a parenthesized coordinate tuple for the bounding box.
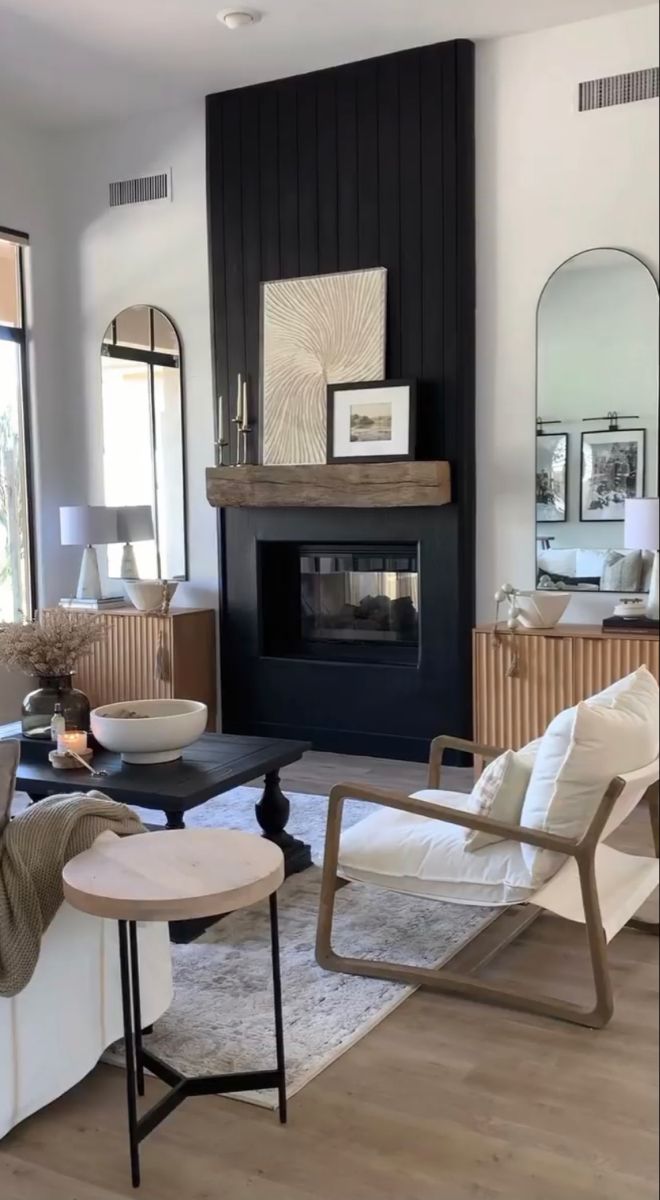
(260, 543, 419, 664)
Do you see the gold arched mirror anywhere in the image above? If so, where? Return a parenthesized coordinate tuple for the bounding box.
(101, 305, 187, 580)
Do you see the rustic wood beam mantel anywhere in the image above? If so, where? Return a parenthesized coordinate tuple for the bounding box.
(206, 461, 451, 508)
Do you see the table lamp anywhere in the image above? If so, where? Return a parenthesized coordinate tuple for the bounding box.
(116, 506, 155, 579)
(60, 505, 118, 601)
(624, 498, 659, 622)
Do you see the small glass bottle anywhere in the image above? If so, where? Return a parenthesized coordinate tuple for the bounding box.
(50, 702, 66, 743)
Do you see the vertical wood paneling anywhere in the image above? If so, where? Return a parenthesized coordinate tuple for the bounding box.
(297, 81, 319, 277)
(356, 63, 379, 266)
(207, 44, 476, 745)
(277, 81, 300, 278)
(376, 54, 401, 374)
(472, 631, 574, 749)
(240, 89, 262, 444)
(316, 73, 338, 273)
(45, 610, 217, 728)
(258, 90, 280, 283)
(222, 93, 246, 462)
(474, 629, 659, 752)
(574, 635, 659, 699)
(336, 66, 359, 270)
(398, 53, 422, 377)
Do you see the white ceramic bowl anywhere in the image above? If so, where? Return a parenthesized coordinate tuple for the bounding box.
(124, 580, 178, 612)
(91, 698, 207, 764)
(516, 591, 571, 629)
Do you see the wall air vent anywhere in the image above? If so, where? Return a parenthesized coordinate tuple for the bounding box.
(109, 171, 170, 208)
(579, 67, 658, 111)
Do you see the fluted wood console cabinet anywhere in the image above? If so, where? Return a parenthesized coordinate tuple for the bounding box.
(46, 607, 217, 728)
(473, 624, 659, 751)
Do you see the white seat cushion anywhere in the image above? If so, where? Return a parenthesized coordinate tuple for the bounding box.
(337, 789, 535, 907)
(520, 666, 659, 885)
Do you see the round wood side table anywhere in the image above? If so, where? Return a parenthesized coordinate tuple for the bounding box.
(63, 828, 286, 1189)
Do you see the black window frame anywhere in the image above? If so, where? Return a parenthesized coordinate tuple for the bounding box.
(0, 225, 36, 619)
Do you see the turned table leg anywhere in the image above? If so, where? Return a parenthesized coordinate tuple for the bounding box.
(164, 809, 185, 830)
(255, 770, 312, 875)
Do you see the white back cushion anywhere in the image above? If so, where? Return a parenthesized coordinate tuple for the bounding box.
(520, 667, 659, 884)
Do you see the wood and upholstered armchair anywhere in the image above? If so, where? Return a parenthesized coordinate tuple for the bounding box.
(316, 735, 659, 1029)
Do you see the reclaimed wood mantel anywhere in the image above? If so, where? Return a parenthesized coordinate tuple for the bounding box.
(206, 461, 451, 508)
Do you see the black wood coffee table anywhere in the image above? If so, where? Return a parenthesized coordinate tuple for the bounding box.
(2, 725, 312, 876)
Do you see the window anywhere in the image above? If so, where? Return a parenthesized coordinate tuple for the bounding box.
(0, 230, 33, 621)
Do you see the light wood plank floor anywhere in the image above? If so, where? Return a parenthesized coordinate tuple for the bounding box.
(1, 751, 658, 1200)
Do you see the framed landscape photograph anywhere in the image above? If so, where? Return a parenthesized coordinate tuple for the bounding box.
(536, 432, 568, 522)
(580, 428, 646, 521)
(326, 381, 416, 464)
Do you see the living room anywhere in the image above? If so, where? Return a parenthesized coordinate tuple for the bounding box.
(0, 1, 658, 1197)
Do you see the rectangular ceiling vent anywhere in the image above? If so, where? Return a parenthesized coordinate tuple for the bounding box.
(109, 170, 171, 208)
(579, 67, 658, 111)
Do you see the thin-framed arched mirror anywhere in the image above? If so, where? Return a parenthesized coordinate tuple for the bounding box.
(535, 248, 658, 593)
(101, 305, 187, 581)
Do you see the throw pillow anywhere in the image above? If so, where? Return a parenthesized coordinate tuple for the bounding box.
(520, 667, 659, 885)
(464, 750, 532, 852)
(600, 549, 642, 593)
(0, 740, 20, 834)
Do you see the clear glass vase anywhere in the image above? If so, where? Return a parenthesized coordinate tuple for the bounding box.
(21, 673, 91, 740)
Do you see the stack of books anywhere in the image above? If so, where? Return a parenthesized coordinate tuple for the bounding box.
(59, 596, 127, 611)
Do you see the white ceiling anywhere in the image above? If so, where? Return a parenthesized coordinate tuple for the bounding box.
(0, 0, 653, 128)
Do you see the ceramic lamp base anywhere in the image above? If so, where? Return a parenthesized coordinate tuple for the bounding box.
(76, 545, 102, 601)
(646, 550, 659, 622)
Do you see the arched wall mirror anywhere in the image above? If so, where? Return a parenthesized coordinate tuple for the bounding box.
(535, 248, 658, 593)
(101, 305, 187, 581)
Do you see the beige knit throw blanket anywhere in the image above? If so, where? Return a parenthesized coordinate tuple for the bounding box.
(0, 792, 144, 998)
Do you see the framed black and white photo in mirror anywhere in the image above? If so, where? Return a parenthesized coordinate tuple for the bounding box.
(326, 380, 416, 464)
(580, 428, 646, 522)
(536, 432, 568, 522)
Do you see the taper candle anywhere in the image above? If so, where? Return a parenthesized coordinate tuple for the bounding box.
(235, 373, 242, 423)
(241, 379, 248, 428)
(217, 394, 224, 444)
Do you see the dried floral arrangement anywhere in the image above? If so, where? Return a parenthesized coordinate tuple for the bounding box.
(0, 610, 106, 677)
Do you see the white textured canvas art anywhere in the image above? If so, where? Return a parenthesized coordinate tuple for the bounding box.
(260, 267, 387, 465)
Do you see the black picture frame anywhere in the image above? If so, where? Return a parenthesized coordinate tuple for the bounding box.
(536, 431, 568, 523)
(580, 428, 646, 522)
(326, 380, 417, 464)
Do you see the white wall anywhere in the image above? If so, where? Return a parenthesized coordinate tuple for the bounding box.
(54, 103, 216, 611)
(0, 111, 86, 719)
(475, 4, 659, 623)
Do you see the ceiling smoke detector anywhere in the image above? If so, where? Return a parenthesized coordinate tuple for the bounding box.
(218, 9, 261, 29)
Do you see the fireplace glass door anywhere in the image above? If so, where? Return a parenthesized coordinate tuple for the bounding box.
(300, 545, 419, 647)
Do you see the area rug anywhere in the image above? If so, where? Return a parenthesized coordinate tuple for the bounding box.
(106, 787, 497, 1108)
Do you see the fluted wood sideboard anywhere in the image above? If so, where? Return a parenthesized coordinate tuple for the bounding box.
(46, 607, 217, 729)
(473, 624, 659, 751)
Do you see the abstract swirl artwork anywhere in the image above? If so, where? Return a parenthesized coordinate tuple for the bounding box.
(260, 267, 387, 465)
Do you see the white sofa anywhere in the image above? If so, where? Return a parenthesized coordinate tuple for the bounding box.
(0, 869, 172, 1137)
(537, 546, 653, 591)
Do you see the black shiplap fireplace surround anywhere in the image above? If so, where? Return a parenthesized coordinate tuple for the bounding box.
(206, 40, 475, 761)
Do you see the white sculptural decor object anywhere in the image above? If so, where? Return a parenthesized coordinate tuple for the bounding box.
(624, 498, 659, 622)
(116, 506, 154, 580)
(60, 506, 118, 601)
(494, 584, 570, 630)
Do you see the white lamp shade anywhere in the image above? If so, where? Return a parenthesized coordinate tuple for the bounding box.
(624, 498, 660, 551)
(60, 505, 118, 547)
(116, 505, 154, 543)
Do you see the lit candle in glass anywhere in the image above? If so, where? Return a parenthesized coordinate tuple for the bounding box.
(57, 730, 88, 756)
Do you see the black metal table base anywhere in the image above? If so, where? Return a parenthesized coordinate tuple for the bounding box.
(118, 892, 287, 1188)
